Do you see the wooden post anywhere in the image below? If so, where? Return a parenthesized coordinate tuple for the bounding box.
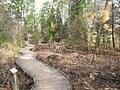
(10, 68, 19, 90)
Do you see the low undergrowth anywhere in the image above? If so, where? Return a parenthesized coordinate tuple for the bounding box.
(0, 42, 34, 90)
(35, 44, 120, 90)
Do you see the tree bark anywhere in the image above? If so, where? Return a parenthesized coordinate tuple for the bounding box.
(112, 2, 115, 49)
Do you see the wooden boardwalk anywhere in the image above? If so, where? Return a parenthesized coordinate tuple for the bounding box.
(16, 42, 72, 90)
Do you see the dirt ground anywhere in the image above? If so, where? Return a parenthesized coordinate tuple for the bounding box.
(1, 43, 119, 90)
(32, 44, 120, 90)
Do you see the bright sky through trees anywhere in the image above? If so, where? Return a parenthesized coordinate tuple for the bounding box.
(35, 0, 52, 11)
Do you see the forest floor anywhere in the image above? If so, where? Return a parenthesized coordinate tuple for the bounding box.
(0, 56, 34, 90)
(0, 43, 120, 90)
(31, 44, 120, 90)
(0, 44, 34, 90)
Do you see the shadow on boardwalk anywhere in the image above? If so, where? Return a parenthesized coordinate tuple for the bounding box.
(16, 42, 72, 90)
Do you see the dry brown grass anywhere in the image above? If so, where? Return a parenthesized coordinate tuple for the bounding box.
(35, 44, 120, 90)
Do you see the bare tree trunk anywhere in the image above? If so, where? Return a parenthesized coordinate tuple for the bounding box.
(112, 2, 115, 49)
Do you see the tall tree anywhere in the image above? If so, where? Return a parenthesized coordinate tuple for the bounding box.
(111, 0, 115, 48)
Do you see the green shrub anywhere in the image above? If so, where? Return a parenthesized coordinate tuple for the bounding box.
(16, 37, 25, 48)
(0, 31, 10, 45)
(32, 31, 41, 44)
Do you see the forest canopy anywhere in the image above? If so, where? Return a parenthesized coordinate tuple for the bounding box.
(0, 0, 120, 49)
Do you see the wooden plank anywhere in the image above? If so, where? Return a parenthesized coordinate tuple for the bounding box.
(16, 43, 72, 90)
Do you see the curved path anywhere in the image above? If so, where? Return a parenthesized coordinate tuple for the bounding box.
(16, 42, 72, 90)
